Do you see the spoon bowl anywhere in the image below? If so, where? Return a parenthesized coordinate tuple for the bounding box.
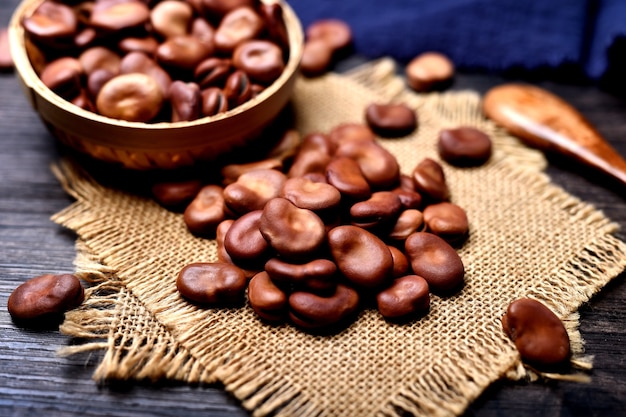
(482, 83, 626, 189)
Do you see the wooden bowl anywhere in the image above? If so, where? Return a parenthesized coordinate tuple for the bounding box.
(8, 0, 303, 170)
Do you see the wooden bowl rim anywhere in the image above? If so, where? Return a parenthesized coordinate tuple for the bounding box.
(8, 0, 304, 132)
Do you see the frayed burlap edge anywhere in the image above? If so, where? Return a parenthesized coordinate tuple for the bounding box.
(51, 60, 626, 416)
(59, 238, 215, 384)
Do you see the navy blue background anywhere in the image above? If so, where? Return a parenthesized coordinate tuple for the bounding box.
(290, 0, 626, 84)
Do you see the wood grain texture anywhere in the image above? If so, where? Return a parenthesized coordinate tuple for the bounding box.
(1, 2, 625, 416)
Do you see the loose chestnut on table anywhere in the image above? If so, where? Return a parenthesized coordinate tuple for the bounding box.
(8, 273, 85, 327)
(437, 126, 493, 167)
(502, 298, 571, 369)
(405, 51, 455, 92)
(364, 102, 418, 138)
(300, 19, 353, 77)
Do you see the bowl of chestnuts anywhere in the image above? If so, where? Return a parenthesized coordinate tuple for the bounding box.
(9, 0, 303, 169)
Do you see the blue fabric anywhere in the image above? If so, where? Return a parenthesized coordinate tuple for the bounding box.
(290, 0, 626, 81)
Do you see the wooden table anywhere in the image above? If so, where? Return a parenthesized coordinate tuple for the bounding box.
(1, 2, 625, 416)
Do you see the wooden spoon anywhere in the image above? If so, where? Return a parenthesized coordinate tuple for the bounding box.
(482, 83, 626, 188)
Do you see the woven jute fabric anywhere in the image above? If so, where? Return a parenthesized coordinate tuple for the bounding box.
(53, 59, 626, 417)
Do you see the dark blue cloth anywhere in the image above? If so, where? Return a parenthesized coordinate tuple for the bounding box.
(290, 0, 626, 81)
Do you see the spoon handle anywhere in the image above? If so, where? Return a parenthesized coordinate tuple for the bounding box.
(483, 84, 626, 188)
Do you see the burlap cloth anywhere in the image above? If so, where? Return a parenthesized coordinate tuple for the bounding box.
(53, 59, 626, 417)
